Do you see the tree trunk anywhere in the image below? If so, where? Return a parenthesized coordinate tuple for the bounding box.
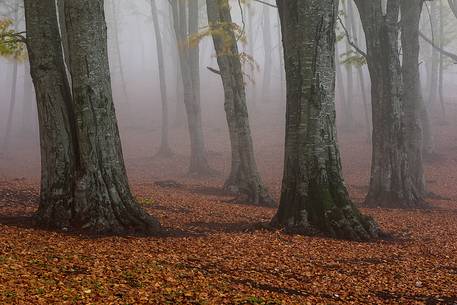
(24, 0, 77, 228)
(63, 0, 160, 233)
(355, 0, 424, 208)
(261, 5, 272, 103)
(1, 61, 18, 156)
(150, 0, 173, 157)
(108, 0, 129, 104)
(400, 0, 426, 198)
(206, 0, 275, 207)
(170, 0, 213, 175)
(272, 0, 378, 240)
(342, 0, 355, 129)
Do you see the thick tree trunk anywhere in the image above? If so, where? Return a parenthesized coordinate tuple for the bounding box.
(400, 0, 427, 198)
(24, 0, 77, 228)
(170, 0, 213, 175)
(64, 0, 160, 233)
(272, 0, 378, 240)
(355, 0, 424, 208)
(206, 0, 275, 207)
(150, 0, 173, 157)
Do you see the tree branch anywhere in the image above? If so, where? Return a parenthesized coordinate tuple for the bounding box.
(207, 66, 221, 75)
(419, 31, 457, 63)
(448, 0, 457, 19)
(252, 0, 277, 8)
(337, 15, 367, 58)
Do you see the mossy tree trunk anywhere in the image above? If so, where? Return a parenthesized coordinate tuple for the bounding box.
(272, 0, 378, 240)
(24, 0, 77, 228)
(206, 0, 275, 207)
(62, 0, 160, 233)
(355, 0, 425, 208)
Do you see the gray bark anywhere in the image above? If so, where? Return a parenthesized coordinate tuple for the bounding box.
(63, 0, 160, 233)
(355, 0, 425, 208)
(1, 61, 18, 156)
(1, 3, 19, 156)
(206, 0, 275, 207)
(272, 0, 378, 240)
(24, 0, 77, 228)
(342, 0, 355, 128)
(170, 0, 213, 175)
(400, 0, 427, 197)
(261, 5, 272, 103)
(150, 0, 173, 156)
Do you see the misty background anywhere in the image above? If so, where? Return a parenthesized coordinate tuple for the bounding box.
(0, 0, 456, 183)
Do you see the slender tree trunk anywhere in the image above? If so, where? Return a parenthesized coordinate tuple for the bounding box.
(261, 5, 272, 103)
(400, 0, 427, 198)
(150, 0, 173, 156)
(170, 0, 213, 175)
(1, 61, 18, 156)
(348, 0, 371, 139)
(109, 0, 129, 104)
(355, 0, 425, 208)
(24, 0, 77, 228)
(427, 1, 439, 106)
(438, 0, 446, 120)
(63, 0, 160, 233)
(247, 3, 257, 108)
(272, 0, 378, 240)
(206, 0, 275, 207)
(342, 0, 355, 129)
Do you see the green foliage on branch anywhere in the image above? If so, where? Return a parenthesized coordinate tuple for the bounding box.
(0, 18, 26, 61)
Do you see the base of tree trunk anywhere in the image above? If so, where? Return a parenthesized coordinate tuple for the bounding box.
(224, 178, 276, 207)
(35, 196, 161, 235)
(272, 185, 380, 241)
(187, 159, 217, 177)
(364, 194, 430, 209)
(271, 206, 379, 241)
(154, 146, 175, 159)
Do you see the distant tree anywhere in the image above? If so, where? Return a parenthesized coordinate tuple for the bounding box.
(206, 0, 275, 206)
(170, 0, 214, 176)
(272, 0, 378, 240)
(150, 0, 173, 157)
(354, 0, 427, 208)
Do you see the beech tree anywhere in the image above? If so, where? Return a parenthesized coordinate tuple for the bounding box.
(354, 0, 426, 208)
(206, 0, 275, 206)
(272, 0, 378, 240)
(24, 0, 160, 234)
(170, 0, 214, 176)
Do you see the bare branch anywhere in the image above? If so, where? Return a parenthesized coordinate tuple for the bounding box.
(337, 15, 367, 58)
(419, 31, 457, 63)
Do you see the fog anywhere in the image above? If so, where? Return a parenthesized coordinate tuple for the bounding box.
(0, 0, 456, 182)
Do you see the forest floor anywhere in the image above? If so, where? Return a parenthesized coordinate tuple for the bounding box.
(1, 108, 457, 304)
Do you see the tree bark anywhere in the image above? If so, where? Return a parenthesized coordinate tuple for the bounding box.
(150, 0, 173, 157)
(170, 0, 213, 175)
(261, 5, 272, 103)
(206, 0, 275, 207)
(400, 0, 427, 198)
(63, 0, 160, 233)
(24, 0, 77, 228)
(272, 0, 378, 240)
(355, 0, 425, 208)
